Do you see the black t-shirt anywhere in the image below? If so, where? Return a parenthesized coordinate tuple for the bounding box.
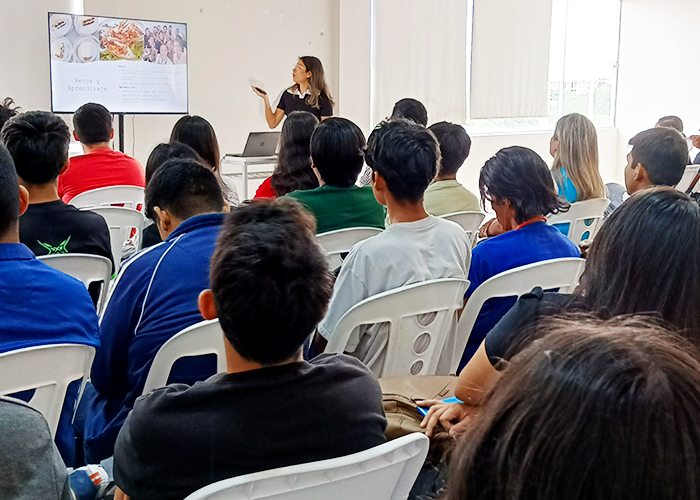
(484, 287, 573, 367)
(276, 88, 333, 120)
(114, 353, 387, 500)
(19, 200, 114, 270)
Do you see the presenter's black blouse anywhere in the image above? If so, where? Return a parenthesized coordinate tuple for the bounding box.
(275, 88, 333, 120)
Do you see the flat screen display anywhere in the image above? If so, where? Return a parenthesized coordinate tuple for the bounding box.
(49, 12, 188, 114)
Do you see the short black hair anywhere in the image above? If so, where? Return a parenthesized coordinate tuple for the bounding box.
(145, 142, 205, 185)
(479, 146, 569, 224)
(145, 158, 224, 222)
(310, 117, 366, 187)
(390, 98, 428, 126)
(365, 119, 439, 203)
(629, 128, 689, 187)
(0, 143, 19, 238)
(1, 111, 70, 185)
(655, 115, 683, 133)
(428, 121, 472, 176)
(73, 103, 112, 145)
(210, 199, 333, 365)
(0, 97, 20, 132)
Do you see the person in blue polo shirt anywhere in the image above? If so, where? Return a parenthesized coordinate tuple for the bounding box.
(0, 143, 99, 467)
(459, 146, 579, 371)
(82, 159, 226, 464)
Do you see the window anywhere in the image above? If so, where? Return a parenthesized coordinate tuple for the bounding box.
(466, 0, 621, 132)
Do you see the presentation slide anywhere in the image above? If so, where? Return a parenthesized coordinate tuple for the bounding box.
(49, 13, 188, 114)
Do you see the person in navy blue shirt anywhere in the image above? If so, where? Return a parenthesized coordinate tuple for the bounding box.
(0, 143, 99, 467)
(460, 146, 579, 370)
(82, 159, 226, 463)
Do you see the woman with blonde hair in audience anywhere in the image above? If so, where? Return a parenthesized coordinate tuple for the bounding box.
(550, 112, 605, 203)
(254, 111, 319, 198)
(442, 316, 700, 500)
(421, 187, 700, 438)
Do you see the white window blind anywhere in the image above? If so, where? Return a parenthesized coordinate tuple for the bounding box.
(469, 0, 553, 119)
(372, 0, 468, 126)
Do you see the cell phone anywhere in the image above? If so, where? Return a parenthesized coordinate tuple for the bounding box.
(252, 86, 267, 95)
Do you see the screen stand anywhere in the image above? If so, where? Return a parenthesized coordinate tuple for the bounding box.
(118, 113, 125, 153)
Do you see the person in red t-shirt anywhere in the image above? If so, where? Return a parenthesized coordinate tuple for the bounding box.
(58, 103, 145, 203)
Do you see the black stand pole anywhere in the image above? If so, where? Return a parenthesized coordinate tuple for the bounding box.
(118, 113, 125, 153)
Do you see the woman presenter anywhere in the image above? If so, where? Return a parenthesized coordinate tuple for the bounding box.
(252, 56, 334, 128)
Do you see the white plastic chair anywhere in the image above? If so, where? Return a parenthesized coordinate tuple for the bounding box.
(142, 319, 227, 395)
(316, 227, 383, 269)
(325, 278, 470, 377)
(184, 432, 429, 500)
(37, 253, 112, 312)
(0, 344, 96, 437)
(452, 257, 585, 372)
(86, 207, 145, 274)
(438, 211, 485, 246)
(546, 198, 610, 244)
(676, 164, 700, 193)
(69, 185, 145, 211)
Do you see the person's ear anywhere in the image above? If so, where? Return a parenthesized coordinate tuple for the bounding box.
(306, 70, 312, 80)
(311, 164, 323, 183)
(18, 185, 29, 216)
(110, 129, 115, 140)
(371, 171, 387, 206)
(60, 159, 70, 176)
(153, 206, 172, 232)
(73, 130, 80, 142)
(634, 164, 650, 184)
(222, 201, 231, 213)
(198, 289, 218, 320)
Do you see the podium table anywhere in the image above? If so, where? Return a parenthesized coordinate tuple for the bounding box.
(220, 154, 277, 200)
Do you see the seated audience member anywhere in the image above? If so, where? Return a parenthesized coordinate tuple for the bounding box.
(441, 316, 700, 500)
(655, 114, 685, 134)
(83, 159, 226, 464)
(459, 147, 578, 369)
(421, 187, 700, 437)
(0, 398, 72, 500)
(254, 111, 319, 199)
(58, 103, 145, 203)
(423, 121, 479, 216)
(0, 96, 20, 130)
(390, 98, 428, 126)
(141, 142, 208, 248)
(316, 120, 470, 375)
(170, 115, 239, 205)
(113, 199, 387, 500)
(1, 111, 113, 272)
(0, 143, 99, 466)
(624, 127, 689, 195)
(285, 117, 385, 233)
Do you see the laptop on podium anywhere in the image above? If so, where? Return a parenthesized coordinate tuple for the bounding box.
(230, 132, 281, 157)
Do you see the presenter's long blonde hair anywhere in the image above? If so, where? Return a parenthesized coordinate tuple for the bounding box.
(292, 56, 334, 109)
(551, 113, 605, 201)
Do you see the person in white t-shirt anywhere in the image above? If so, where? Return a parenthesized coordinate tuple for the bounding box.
(315, 119, 471, 375)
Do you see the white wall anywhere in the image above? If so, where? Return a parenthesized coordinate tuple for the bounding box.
(616, 0, 700, 165)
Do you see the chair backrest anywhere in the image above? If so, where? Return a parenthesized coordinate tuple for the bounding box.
(142, 319, 228, 395)
(0, 344, 95, 437)
(184, 432, 429, 500)
(325, 278, 470, 377)
(676, 164, 700, 193)
(86, 207, 145, 274)
(37, 253, 112, 313)
(453, 257, 585, 372)
(316, 227, 383, 269)
(438, 211, 485, 246)
(69, 185, 145, 211)
(546, 198, 610, 244)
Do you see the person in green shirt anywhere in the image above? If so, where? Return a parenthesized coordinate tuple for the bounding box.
(423, 121, 480, 216)
(285, 117, 385, 234)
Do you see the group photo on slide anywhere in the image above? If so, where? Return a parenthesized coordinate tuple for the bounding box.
(2, 1, 700, 500)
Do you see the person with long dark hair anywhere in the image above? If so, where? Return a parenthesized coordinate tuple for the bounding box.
(421, 187, 700, 438)
(169, 115, 239, 205)
(252, 56, 334, 128)
(458, 146, 578, 369)
(442, 315, 700, 500)
(254, 111, 319, 198)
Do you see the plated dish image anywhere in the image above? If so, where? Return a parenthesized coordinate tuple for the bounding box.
(99, 20, 144, 61)
(51, 37, 73, 62)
